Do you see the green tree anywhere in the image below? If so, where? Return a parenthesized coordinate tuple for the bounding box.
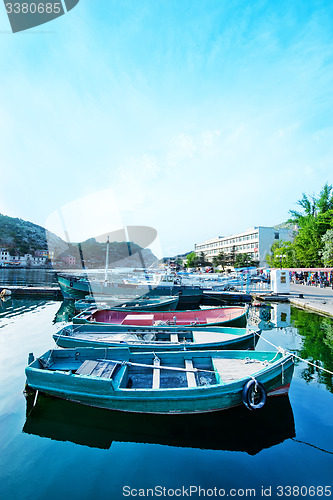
(320, 229, 333, 266)
(212, 251, 228, 271)
(198, 251, 212, 267)
(185, 251, 199, 268)
(235, 253, 256, 267)
(266, 241, 295, 268)
(288, 184, 333, 267)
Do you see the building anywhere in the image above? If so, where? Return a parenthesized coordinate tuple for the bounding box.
(35, 250, 54, 260)
(61, 255, 76, 266)
(0, 248, 47, 267)
(194, 226, 294, 267)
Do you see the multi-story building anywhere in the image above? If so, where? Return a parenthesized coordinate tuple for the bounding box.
(0, 248, 47, 267)
(35, 250, 54, 260)
(195, 226, 294, 267)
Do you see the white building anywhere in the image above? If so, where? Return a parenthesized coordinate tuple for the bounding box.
(0, 248, 47, 267)
(195, 226, 294, 267)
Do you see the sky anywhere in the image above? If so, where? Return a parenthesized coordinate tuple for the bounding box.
(0, 0, 333, 257)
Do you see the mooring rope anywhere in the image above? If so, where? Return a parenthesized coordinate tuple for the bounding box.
(253, 331, 333, 376)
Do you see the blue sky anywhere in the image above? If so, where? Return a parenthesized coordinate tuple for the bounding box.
(1, 0, 333, 256)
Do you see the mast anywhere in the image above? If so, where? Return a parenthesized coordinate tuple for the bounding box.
(104, 236, 110, 285)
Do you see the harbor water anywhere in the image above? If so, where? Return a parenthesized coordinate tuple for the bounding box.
(0, 272, 332, 499)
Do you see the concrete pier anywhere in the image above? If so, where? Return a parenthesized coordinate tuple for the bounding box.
(288, 283, 333, 317)
(0, 285, 62, 299)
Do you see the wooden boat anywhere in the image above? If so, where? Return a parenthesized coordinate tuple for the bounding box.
(25, 347, 294, 414)
(53, 324, 260, 352)
(72, 305, 248, 329)
(23, 392, 295, 454)
(74, 295, 179, 312)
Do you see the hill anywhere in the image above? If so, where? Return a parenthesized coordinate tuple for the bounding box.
(0, 214, 68, 256)
(0, 214, 157, 268)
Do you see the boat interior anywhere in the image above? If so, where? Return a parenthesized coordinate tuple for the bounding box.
(82, 307, 244, 326)
(33, 350, 276, 392)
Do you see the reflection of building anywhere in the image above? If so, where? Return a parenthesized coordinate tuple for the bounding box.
(271, 303, 291, 328)
(195, 227, 294, 267)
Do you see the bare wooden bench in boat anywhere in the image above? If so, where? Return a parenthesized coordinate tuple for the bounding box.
(212, 357, 267, 384)
(76, 360, 119, 378)
(185, 359, 197, 388)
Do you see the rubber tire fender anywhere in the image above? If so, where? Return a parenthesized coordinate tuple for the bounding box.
(242, 379, 267, 410)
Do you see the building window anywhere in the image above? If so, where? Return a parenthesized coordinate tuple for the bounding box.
(275, 232, 279, 239)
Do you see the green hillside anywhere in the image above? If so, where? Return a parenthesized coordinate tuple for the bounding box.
(0, 214, 157, 267)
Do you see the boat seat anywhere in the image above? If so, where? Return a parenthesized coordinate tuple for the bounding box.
(76, 360, 98, 375)
(152, 357, 160, 389)
(170, 333, 178, 343)
(185, 359, 197, 388)
(76, 360, 119, 378)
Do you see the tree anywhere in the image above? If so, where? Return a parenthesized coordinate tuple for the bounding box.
(185, 251, 199, 268)
(212, 251, 228, 271)
(320, 229, 333, 266)
(198, 251, 212, 267)
(288, 184, 333, 267)
(266, 241, 295, 268)
(235, 253, 256, 267)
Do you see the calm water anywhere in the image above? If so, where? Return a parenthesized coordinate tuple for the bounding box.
(0, 283, 332, 498)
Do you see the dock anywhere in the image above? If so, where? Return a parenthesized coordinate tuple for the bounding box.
(251, 283, 333, 318)
(0, 286, 62, 299)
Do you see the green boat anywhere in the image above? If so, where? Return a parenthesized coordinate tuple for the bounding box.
(25, 347, 294, 414)
(72, 305, 248, 329)
(53, 324, 260, 352)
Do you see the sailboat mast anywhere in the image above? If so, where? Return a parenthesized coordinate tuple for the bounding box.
(104, 237, 110, 284)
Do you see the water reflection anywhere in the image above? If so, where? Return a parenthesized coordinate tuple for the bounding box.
(0, 298, 50, 324)
(290, 308, 333, 392)
(53, 300, 76, 323)
(23, 392, 295, 456)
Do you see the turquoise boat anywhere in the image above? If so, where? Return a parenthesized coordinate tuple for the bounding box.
(25, 347, 294, 414)
(74, 295, 179, 312)
(72, 305, 248, 329)
(53, 324, 260, 352)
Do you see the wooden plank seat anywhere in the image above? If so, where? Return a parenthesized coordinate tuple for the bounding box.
(170, 333, 179, 343)
(185, 359, 197, 388)
(76, 360, 119, 378)
(212, 358, 266, 384)
(152, 357, 160, 389)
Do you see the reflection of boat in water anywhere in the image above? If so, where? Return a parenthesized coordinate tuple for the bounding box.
(53, 300, 76, 323)
(23, 392, 295, 456)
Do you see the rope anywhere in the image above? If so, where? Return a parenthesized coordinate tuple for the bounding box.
(291, 438, 333, 455)
(97, 358, 215, 374)
(253, 331, 333, 376)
